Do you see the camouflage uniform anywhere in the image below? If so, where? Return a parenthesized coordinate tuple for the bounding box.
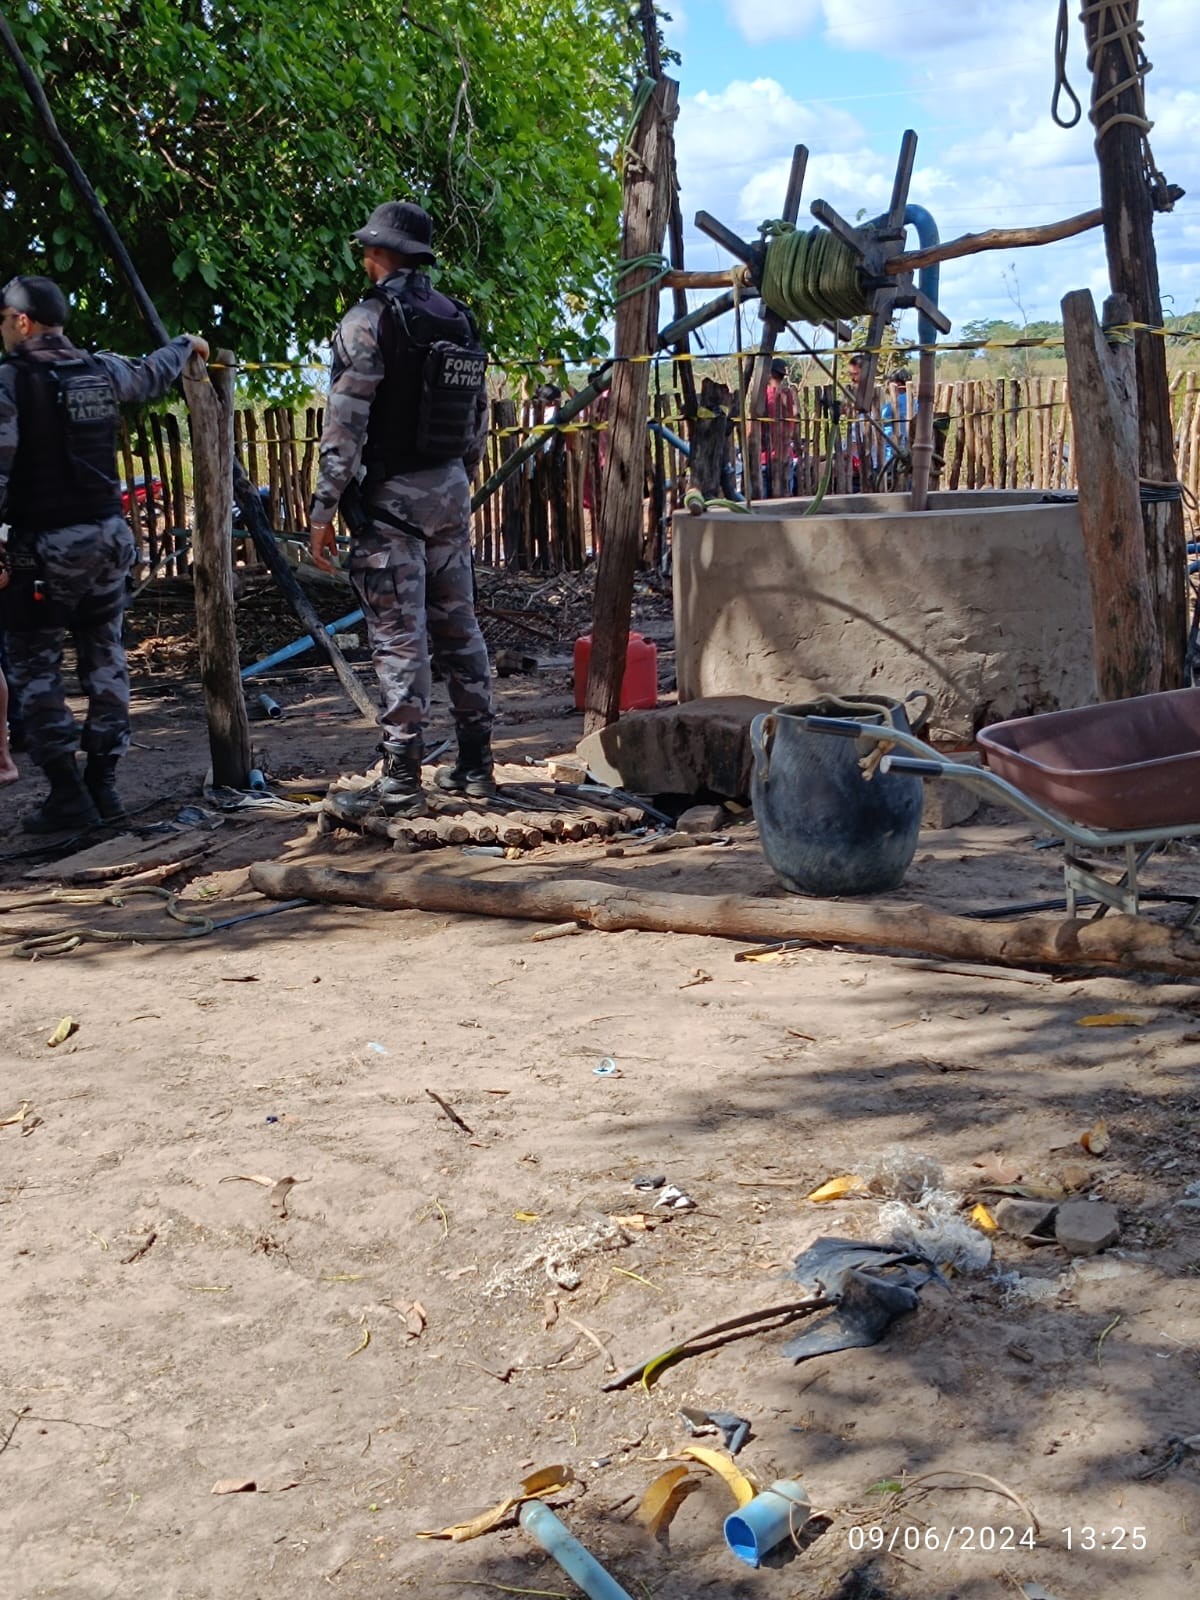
(0, 331, 194, 767)
(310, 271, 492, 754)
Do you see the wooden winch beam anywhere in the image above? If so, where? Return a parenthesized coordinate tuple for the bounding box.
(883, 207, 1105, 275)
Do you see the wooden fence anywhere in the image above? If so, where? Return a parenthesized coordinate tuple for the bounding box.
(121, 375, 1200, 576)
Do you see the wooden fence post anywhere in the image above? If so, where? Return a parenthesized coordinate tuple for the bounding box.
(184, 349, 251, 786)
(1062, 289, 1161, 701)
(584, 74, 679, 733)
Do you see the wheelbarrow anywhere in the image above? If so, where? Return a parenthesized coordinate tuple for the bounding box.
(803, 687, 1200, 927)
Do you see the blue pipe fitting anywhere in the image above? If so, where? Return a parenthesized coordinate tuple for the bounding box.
(724, 1479, 811, 1567)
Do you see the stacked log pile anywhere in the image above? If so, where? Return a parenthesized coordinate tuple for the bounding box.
(322, 765, 645, 852)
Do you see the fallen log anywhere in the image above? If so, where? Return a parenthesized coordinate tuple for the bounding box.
(247, 862, 1200, 975)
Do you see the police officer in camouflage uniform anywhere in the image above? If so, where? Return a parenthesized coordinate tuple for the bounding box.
(0, 275, 208, 832)
(309, 201, 493, 818)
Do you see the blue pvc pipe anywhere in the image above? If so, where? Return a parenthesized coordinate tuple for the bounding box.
(867, 204, 941, 348)
(240, 609, 363, 681)
(902, 203, 940, 349)
(519, 1501, 634, 1600)
(648, 420, 691, 458)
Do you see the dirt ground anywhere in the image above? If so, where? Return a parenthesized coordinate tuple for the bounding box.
(2, 593, 1199, 1600)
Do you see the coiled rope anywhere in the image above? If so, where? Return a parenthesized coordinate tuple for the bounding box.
(758, 224, 868, 326)
(1052, 0, 1176, 210)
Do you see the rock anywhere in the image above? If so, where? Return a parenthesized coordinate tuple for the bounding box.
(576, 695, 775, 799)
(920, 752, 983, 829)
(993, 1198, 1059, 1240)
(1054, 1199, 1120, 1256)
(676, 803, 727, 834)
(547, 755, 589, 785)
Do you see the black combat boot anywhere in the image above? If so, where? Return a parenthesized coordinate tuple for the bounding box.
(434, 728, 496, 799)
(22, 754, 103, 834)
(84, 753, 126, 822)
(377, 743, 429, 818)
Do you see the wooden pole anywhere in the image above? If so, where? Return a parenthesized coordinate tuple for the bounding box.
(1062, 288, 1161, 701)
(247, 861, 1200, 977)
(1083, 0, 1187, 685)
(584, 74, 678, 734)
(882, 208, 1103, 274)
(186, 349, 251, 786)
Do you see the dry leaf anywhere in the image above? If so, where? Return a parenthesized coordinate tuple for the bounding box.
(807, 1174, 867, 1203)
(211, 1475, 299, 1495)
(220, 1173, 275, 1187)
(970, 1202, 999, 1234)
(269, 1176, 298, 1217)
(46, 1017, 77, 1048)
(1076, 1012, 1146, 1028)
(635, 1465, 697, 1540)
(673, 1445, 757, 1507)
(416, 1464, 573, 1542)
(980, 1180, 1068, 1202)
(740, 949, 790, 965)
(0, 1101, 31, 1128)
(609, 1212, 655, 1231)
(1081, 1121, 1111, 1157)
(405, 1301, 427, 1341)
(972, 1152, 1022, 1184)
(678, 969, 712, 989)
(513, 1210, 540, 1223)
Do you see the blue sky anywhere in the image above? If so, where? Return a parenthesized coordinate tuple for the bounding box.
(663, 0, 1199, 346)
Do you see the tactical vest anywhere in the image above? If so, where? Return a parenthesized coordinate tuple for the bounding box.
(6, 346, 122, 531)
(361, 273, 488, 477)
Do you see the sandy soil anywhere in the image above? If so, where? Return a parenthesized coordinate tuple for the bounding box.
(2, 614, 1199, 1600)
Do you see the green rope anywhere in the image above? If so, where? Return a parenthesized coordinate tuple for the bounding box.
(683, 488, 750, 516)
(759, 224, 868, 326)
(615, 75, 659, 179)
(614, 252, 671, 304)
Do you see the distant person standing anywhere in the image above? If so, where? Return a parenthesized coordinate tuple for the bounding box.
(0, 275, 207, 832)
(881, 368, 911, 464)
(761, 357, 796, 496)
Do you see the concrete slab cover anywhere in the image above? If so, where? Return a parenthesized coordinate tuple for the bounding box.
(576, 695, 774, 797)
(673, 491, 1097, 743)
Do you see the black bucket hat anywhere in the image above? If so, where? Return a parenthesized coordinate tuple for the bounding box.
(2, 275, 69, 326)
(351, 202, 436, 264)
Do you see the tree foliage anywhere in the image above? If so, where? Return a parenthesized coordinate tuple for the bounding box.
(0, 1, 645, 383)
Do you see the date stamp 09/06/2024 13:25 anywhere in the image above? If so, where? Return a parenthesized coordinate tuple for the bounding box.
(845, 1524, 1150, 1555)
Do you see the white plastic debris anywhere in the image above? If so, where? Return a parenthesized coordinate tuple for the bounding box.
(878, 1188, 992, 1274)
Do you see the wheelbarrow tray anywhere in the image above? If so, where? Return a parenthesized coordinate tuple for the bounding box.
(977, 687, 1200, 831)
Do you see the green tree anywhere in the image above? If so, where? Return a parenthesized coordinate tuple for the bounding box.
(0, 0, 643, 381)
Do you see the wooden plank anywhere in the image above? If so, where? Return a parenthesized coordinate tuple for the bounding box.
(1062, 288, 1161, 700)
(1084, 1, 1188, 684)
(185, 349, 251, 786)
(584, 75, 679, 733)
(24, 826, 216, 883)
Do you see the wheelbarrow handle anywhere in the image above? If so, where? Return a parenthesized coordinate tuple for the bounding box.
(802, 716, 869, 738)
(881, 754, 945, 777)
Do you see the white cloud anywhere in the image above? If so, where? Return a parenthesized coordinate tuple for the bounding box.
(722, 0, 821, 47)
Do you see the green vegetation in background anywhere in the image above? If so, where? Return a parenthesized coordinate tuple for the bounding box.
(0, 0, 646, 395)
